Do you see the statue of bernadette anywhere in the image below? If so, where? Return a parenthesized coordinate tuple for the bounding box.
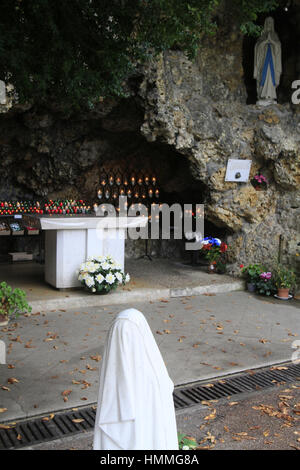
(254, 17, 282, 105)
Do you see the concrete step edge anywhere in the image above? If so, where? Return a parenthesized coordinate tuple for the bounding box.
(170, 280, 244, 297)
(28, 280, 245, 312)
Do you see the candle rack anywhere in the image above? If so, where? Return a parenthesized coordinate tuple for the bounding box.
(96, 167, 160, 209)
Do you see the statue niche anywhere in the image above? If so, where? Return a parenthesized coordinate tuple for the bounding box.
(254, 17, 282, 106)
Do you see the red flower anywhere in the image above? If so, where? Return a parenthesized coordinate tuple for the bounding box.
(202, 244, 211, 250)
(220, 242, 227, 253)
(240, 264, 244, 268)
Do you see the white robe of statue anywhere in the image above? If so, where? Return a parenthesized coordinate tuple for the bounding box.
(254, 17, 282, 105)
(93, 308, 178, 450)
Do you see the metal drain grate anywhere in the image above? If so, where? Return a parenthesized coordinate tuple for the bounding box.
(0, 406, 97, 450)
(173, 362, 300, 410)
(0, 362, 299, 449)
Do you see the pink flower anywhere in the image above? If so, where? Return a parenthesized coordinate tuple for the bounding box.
(260, 272, 272, 280)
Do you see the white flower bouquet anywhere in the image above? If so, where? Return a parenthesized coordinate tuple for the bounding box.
(78, 255, 130, 294)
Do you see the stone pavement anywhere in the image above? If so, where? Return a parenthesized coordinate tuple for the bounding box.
(1, 259, 244, 311)
(0, 291, 299, 424)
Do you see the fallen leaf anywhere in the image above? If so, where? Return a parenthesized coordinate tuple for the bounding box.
(7, 377, 19, 384)
(0, 424, 14, 429)
(81, 380, 91, 389)
(42, 414, 55, 421)
(204, 409, 216, 420)
(90, 355, 101, 362)
(72, 418, 85, 423)
(11, 335, 22, 343)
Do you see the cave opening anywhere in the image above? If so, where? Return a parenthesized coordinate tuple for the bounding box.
(0, 135, 229, 266)
(92, 140, 229, 264)
(242, 2, 300, 105)
(0, 97, 231, 272)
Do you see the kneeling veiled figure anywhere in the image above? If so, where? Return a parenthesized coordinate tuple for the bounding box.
(93, 308, 178, 450)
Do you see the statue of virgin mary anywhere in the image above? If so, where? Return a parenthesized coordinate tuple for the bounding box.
(254, 17, 282, 105)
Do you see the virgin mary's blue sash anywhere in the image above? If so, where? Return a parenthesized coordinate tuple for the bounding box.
(260, 43, 276, 87)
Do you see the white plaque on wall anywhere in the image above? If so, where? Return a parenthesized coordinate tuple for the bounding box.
(225, 159, 252, 182)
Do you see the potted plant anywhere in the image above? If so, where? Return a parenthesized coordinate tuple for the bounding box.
(251, 174, 268, 191)
(78, 255, 130, 294)
(255, 271, 276, 296)
(240, 263, 266, 292)
(200, 237, 228, 274)
(0, 281, 32, 326)
(273, 264, 296, 299)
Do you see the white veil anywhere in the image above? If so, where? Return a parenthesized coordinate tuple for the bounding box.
(93, 308, 178, 450)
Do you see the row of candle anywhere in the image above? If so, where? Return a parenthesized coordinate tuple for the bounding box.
(0, 200, 43, 215)
(44, 200, 91, 215)
(93, 203, 203, 219)
(97, 187, 159, 200)
(0, 200, 92, 216)
(100, 175, 157, 187)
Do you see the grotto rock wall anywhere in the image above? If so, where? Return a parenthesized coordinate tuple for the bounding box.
(139, 27, 300, 278)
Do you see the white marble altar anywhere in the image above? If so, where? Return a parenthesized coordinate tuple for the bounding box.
(33, 216, 147, 289)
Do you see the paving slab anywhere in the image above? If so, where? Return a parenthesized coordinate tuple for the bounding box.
(0, 259, 244, 311)
(0, 291, 299, 423)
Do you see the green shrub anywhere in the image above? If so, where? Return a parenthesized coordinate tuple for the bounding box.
(0, 281, 32, 319)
